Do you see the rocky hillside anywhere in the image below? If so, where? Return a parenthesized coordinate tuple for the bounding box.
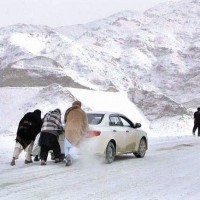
(0, 0, 199, 120)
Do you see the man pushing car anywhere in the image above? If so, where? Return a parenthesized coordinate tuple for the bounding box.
(64, 101, 88, 166)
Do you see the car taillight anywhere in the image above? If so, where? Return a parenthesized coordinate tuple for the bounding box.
(86, 130, 101, 137)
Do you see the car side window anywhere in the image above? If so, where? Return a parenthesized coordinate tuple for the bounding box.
(109, 116, 122, 126)
(119, 116, 134, 128)
(120, 117, 131, 127)
(87, 114, 104, 125)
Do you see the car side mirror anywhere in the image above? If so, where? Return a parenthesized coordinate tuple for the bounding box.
(135, 123, 141, 128)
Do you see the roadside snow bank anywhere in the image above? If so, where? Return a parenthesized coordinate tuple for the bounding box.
(149, 115, 193, 137)
(68, 87, 150, 132)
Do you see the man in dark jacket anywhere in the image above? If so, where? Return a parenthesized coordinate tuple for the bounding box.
(39, 109, 64, 165)
(10, 109, 43, 166)
(193, 107, 200, 136)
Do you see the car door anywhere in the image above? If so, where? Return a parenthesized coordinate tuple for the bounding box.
(109, 115, 127, 154)
(119, 115, 137, 152)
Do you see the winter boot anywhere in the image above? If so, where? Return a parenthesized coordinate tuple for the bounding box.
(41, 160, 46, 165)
(34, 155, 39, 162)
(25, 160, 33, 164)
(55, 158, 61, 163)
(65, 154, 72, 166)
(10, 159, 15, 166)
(59, 154, 65, 162)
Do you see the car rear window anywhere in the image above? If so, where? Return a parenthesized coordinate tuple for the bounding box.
(87, 113, 104, 125)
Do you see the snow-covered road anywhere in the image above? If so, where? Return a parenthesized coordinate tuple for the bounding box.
(1, 135, 200, 200)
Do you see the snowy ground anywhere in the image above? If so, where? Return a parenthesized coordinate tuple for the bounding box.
(1, 134, 200, 200)
(0, 86, 197, 200)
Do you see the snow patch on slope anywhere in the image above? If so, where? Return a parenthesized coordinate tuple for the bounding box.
(10, 33, 45, 54)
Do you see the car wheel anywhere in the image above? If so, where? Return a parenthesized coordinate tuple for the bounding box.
(134, 138, 147, 158)
(105, 142, 116, 164)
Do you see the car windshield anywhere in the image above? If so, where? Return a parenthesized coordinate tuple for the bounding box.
(87, 113, 104, 125)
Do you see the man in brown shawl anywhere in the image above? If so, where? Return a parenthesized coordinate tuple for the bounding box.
(64, 101, 88, 166)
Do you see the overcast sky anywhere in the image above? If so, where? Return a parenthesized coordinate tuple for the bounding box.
(0, 0, 179, 28)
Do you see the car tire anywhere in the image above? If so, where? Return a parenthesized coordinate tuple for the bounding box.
(134, 138, 147, 158)
(105, 142, 116, 164)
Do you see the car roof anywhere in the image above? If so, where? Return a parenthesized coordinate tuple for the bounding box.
(86, 111, 124, 116)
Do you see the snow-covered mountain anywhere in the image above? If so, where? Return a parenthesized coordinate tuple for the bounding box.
(0, 0, 199, 121)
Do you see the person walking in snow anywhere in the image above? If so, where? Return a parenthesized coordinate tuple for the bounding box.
(39, 109, 64, 165)
(10, 109, 43, 166)
(64, 101, 88, 166)
(193, 107, 200, 136)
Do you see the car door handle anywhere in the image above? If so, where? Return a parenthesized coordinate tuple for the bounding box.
(126, 130, 129, 133)
(113, 130, 117, 132)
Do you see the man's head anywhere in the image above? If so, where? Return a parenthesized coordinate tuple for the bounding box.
(33, 109, 41, 117)
(72, 100, 81, 107)
(198, 107, 200, 111)
(54, 108, 61, 114)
